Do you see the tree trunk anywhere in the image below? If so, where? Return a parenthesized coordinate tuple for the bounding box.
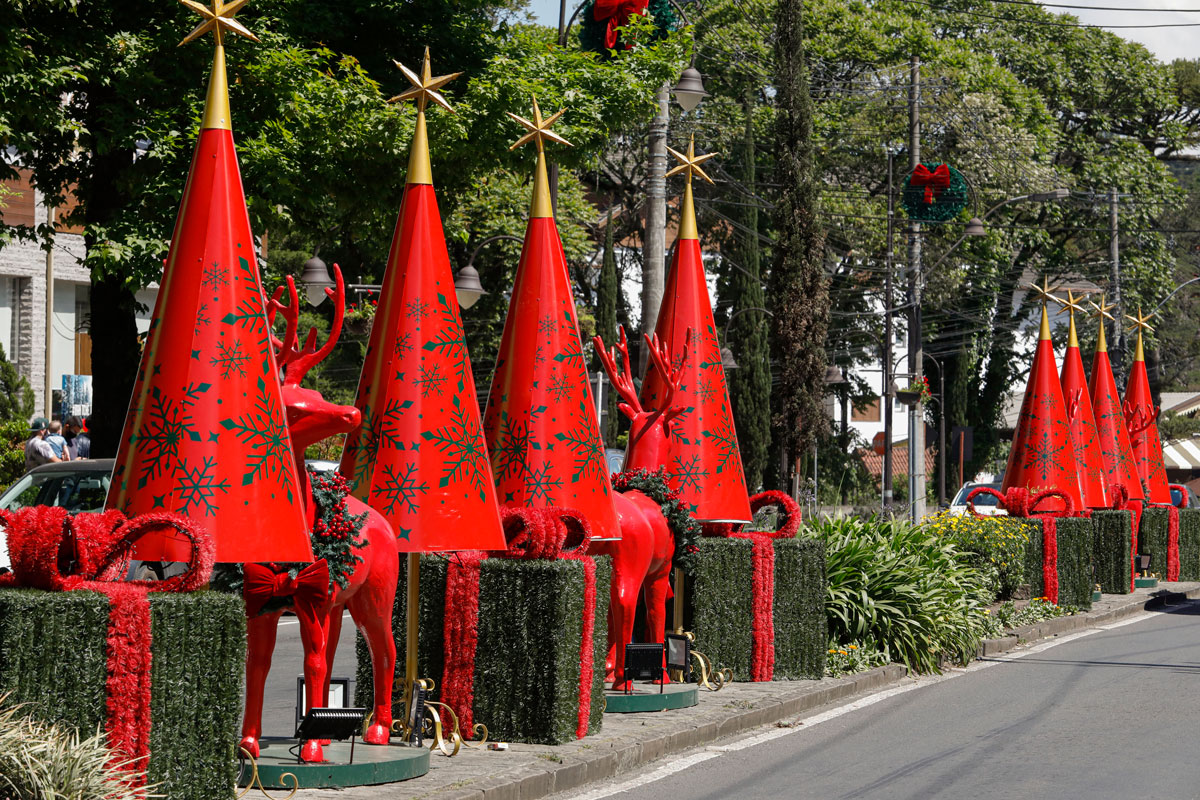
(88, 273, 141, 457)
(767, 0, 828, 490)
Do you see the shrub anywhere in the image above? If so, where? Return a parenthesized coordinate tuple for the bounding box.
(824, 641, 888, 677)
(926, 511, 1029, 600)
(0, 694, 145, 800)
(978, 597, 1075, 639)
(805, 516, 989, 673)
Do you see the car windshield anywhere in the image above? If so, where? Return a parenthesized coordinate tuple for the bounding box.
(953, 485, 999, 506)
(0, 470, 110, 514)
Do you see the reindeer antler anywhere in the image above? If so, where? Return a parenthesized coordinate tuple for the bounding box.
(644, 328, 692, 422)
(593, 326, 644, 422)
(268, 264, 346, 387)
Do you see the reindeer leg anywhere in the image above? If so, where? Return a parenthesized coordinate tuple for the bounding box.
(311, 605, 345, 745)
(296, 606, 330, 762)
(348, 556, 399, 745)
(642, 562, 674, 684)
(240, 611, 282, 758)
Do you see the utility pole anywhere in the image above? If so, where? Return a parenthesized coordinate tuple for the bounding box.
(883, 146, 895, 511)
(906, 54, 926, 522)
(1109, 188, 1123, 380)
(641, 83, 671, 372)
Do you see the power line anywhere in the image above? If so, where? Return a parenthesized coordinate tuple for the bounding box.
(886, 0, 1200, 26)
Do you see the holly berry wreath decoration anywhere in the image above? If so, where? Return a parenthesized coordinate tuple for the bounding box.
(611, 467, 702, 573)
(578, 0, 678, 54)
(902, 162, 969, 223)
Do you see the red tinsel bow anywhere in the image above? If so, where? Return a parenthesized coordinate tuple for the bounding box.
(910, 163, 951, 204)
(593, 0, 649, 49)
(966, 486, 1074, 519)
(243, 560, 330, 619)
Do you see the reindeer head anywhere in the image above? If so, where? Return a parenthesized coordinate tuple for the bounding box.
(267, 265, 361, 455)
(593, 325, 691, 472)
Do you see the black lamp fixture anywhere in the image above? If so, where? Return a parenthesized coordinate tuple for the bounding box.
(720, 346, 738, 371)
(300, 250, 335, 307)
(964, 217, 986, 237)
(453, 265, 487, 310)
(672, 66, 709, 112)
(294, 707, 367, 763)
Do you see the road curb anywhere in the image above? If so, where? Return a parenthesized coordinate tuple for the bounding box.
(978, 583, 1200, 658)
(415, 664, 909, 800)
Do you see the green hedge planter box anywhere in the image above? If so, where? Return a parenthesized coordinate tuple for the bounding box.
(683, 537, 826, 682)
(1020, 517, 1093, 609)
(0, 590, 244, 800)
(1092, 510, 1133, 594)
(357, 555, 611, 746)
(1140, 507, 1200, 581)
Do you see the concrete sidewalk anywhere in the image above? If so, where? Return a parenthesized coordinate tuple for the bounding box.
(300, 581, 1200, 800)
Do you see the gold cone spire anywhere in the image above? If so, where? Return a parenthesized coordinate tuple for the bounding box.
(667, 135, 717, 241)
(388, 47, 461, 186)
(507, 97, 572, 219)
(178, 0, 260, 131)
(1054, 289, 1088, 348)
(1090, 294, 1115, 353)
(1027, 276, 1059, 342)
(1125, 307, 1154, 362)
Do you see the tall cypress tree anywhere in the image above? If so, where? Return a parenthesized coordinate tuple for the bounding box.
(724, 97, 771, 491)
(768, 0, 829, 489)
(594, 210, 620, 444)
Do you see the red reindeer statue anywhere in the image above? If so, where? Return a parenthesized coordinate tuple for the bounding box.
(238, 267, 400, 763)
(592, 326, 691, 690)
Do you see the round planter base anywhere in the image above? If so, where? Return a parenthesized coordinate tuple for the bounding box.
(604, 681, 699, 713)
(239, 737, 430, 789)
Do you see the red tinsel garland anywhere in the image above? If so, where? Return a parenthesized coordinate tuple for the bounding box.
(967, 486, 1075, 605)
(1041, 517, 1059, 605)
(1168, 504, 1181, 581)
(0, 508, 213, 781)
(439, 507, 596, 739)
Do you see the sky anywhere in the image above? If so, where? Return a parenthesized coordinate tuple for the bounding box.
(526, 0, 1195, 62)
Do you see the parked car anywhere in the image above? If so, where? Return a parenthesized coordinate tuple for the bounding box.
(0, 459, 116, 570)
(1170, 483, 1200, 509)
(948, 481, 1005, 516)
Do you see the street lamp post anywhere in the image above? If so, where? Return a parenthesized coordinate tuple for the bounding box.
(924, 353, 946, 508)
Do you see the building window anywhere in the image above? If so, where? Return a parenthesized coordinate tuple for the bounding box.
(852, 397, 881, 423)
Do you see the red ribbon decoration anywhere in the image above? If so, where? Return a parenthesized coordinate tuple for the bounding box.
(910, 163, 951, 204)
(592, 0, 650, 49)
(1167, 504, 1181, 581)
(243, 560, 330, 632)
(440, 507, 596, 739)
(967, 486, 1074, 604)
(0, 508, 214, 783)
(706, 490, 802, 682)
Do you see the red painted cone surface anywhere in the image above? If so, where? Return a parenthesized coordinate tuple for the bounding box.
(1123, 334, 1171, 505)
(1060, 317, 1108, 509)
(1090, 326, 1145, 504)
(640, 185, 751, 522)
(481, 154, 620, 538)
(1002, 307, 1083, 513)
(339, 109, 506, 552)
(107, 48, 310, 563)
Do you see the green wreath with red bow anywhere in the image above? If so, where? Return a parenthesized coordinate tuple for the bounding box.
(902, 162, 969, 223)
(578, 0, 678, 54)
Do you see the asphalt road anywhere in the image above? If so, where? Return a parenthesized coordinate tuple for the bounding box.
(258, 610, 359, 738)
(563, 601, 1200, 800)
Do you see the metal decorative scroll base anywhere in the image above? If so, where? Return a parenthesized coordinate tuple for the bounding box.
(391, 677, 489, 758)
(689, 648, 731, 691)
(238, 747, 299, 799)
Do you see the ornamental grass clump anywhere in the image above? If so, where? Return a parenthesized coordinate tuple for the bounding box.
(806, 516, 989, 673)
(0, 694, 148, 800)
(926, 511, 1030, 601)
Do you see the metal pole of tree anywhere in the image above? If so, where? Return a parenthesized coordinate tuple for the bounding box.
(883, 146, 896, 512)
(906, 54, 925, 523)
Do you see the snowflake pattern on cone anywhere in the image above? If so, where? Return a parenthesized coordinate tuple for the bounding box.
(339, 73, 506, 552)
(1090, 324, 1146, 504)
(1060, 314, 1108, 509)
(639, 177, 751, 522)
(1002, 307, 1083, 515)
(481, 134, 619, 539)
(107, 42, 310, 564)
(1123, 331, 1171, 505)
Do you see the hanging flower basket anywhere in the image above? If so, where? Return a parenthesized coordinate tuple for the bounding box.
(896, 377, 932, 406)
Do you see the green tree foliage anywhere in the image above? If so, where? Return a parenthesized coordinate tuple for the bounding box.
(594, 211, 620, 445)
(0, 344, 33, 423)
(768, 0, 830, 488)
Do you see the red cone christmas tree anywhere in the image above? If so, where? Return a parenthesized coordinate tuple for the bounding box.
(639, 137, 751, 522)
(1122, 308, 1171, 505)
(339, 50, 506, 552)
(1088, 296, 1145, 505)
(1001, 295, 1083, 514)
(1056, 290, 1108, 509)
(481, 99, 620, 540)
(107, 3, 311, 563)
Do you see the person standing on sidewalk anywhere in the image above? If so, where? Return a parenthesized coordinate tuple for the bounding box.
(24, 418, 61, 472)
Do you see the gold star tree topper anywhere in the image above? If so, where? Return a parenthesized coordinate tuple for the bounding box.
(1089, 294, 1116, 352)
(667, 135, 717, 241)
(388, 48, 461, 186)
(178, 0, 259, 131)
(1125, 306, 1155, 361)
(507, 97, 572, 219)
(1026, 276, 1060, 341)
(1052, 288, 1090, 348)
